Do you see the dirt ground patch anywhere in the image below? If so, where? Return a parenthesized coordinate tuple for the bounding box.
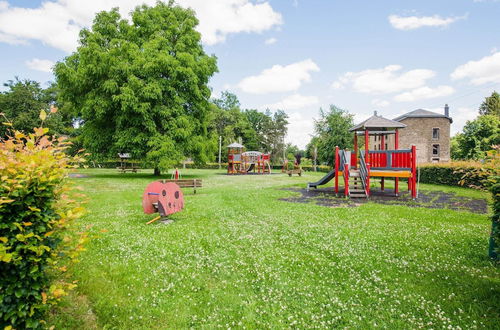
(69, 173, 90, 178)
(280, 187, 489, 214)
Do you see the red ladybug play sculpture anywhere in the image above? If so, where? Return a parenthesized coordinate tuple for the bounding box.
(142, 181, 184, 224)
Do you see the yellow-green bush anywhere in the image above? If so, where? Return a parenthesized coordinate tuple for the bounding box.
(419, 161, 497, 190)
(0, 119, 86, 328)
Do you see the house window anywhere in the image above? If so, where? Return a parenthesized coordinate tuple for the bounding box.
(432, 128, 440, 140)
(432, 144, 440, 156)
(385, 143, 388, 150)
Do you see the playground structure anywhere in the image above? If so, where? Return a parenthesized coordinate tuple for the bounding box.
(227, 142, 271, 175)
(308, 112, 418, 199)
(285, 153, 303, 177)
(142, 180, 185, 224)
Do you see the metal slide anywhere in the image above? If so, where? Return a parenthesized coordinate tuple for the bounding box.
(307, 170, 335, 189)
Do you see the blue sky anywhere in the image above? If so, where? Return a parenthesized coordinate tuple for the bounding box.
(1, 0, 499, 148)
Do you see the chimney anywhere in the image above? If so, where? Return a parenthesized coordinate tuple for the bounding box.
(444, 104, 449, 117)
(374, 110, 378, 116)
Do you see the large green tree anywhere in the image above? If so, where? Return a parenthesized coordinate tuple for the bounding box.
(313, 105, 354, 166)
(0, 79, 70, 138)
(55, 3, 218, 175)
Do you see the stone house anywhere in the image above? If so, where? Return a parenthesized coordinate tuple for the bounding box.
(370, 105, 453, 163)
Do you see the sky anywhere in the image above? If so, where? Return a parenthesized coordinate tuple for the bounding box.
(0, 0, 499, 149)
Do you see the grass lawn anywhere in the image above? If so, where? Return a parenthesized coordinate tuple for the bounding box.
(50, 169, 499, 329)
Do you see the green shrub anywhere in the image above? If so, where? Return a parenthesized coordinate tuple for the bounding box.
(0, 120, 86, 328)
(419, 161, 496, 190)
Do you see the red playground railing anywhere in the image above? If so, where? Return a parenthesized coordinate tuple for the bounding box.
(366, 149, 413, 170)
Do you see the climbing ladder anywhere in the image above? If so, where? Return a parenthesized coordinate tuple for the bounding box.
(348, 169, 367, 198)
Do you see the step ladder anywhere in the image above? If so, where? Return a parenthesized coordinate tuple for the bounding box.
(348, 169, 367, 198)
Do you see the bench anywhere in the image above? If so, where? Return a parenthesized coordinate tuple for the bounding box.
(159, 179, 202, 194)
(117, 165, 139, 173)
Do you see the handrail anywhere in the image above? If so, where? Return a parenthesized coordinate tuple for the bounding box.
(341, 150, 349, 197)
(359, 151, 370, 197)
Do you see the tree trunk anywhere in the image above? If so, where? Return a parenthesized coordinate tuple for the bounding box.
(154, 167, 161, 176)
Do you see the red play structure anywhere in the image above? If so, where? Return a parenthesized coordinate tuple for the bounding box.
(227, 142, 271, 175)
(308, 112, 418, 199)
(142, 181, 185, 224)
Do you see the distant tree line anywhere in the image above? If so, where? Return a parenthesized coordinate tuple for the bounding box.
(2, 3, 497, 173)
(210, 91, 288, 163)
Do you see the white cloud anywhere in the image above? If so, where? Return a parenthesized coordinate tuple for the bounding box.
(0, 0, 283, 53)
(371, 99, 390, 107)
(388, 14, 466, 30)
(264, 37, 277, 45)
(450, 107, 478, 136)
(451, 51, 500, 85)
(238, 59, 320, 94)
(394, 85, 455, 102)
(286, 112, 314, 149)
(332, 65, 435, 94)
(262, 94, 318, 110)
(0, 32, 28, 45)
(25, 58, 55, 73)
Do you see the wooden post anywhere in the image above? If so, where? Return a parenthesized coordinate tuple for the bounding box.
(411, 145, 417, 199)
(335, 146, 339, 194)
(218, 136, 222, 169)
(366, 163, 371, 197)
(394, 129, 399, 196)
(344, 163, 349, 197)
(353, 133, 358, 169)
(313, 146, 317, 172)
(380, 134, 385, 191)
(365, 129, 369, 164)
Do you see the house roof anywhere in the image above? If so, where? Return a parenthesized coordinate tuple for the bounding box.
(227, 142, 245, 148)
(393, 109, 453, 123)
(349, 111, 407, 132)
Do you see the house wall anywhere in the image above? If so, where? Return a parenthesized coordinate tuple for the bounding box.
(368, 117, 451, 163)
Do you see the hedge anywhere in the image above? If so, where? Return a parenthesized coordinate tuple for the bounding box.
(418, 162, 497, 190)
(0, 124, 86, 328)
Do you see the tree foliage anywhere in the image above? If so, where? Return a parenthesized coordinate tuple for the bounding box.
(453, 115, 500, 160)
(0, 79, 71, 139)
(479, 91, 500, 117)
(210, 92, 258, 157)
(55, 3, 218, 174)
(313, 105, 354, 166)
(210, 92, 288, 162)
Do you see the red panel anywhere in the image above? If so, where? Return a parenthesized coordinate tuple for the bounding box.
(142, 181, 185, 216)
(142, 181, 164, 214)
(158, 182, 184, 217)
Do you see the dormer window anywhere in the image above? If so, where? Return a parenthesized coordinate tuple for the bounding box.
(432, 128, 440, 140)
